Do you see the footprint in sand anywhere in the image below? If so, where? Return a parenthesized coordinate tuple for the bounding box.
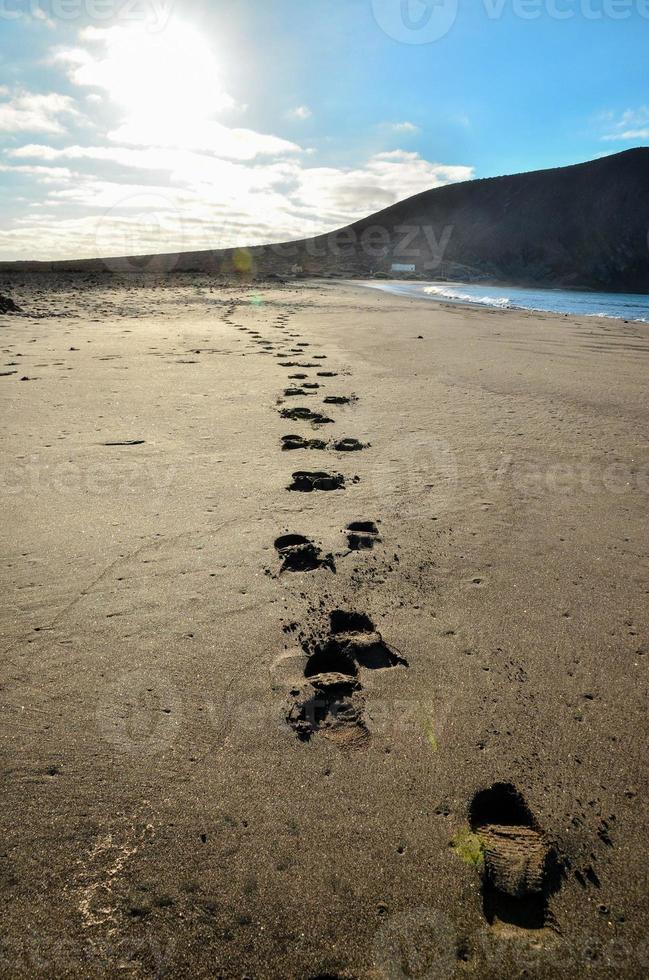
(274, 534, 336, 573)
(347, 521, 380, 550)
(327, 610, 408, 670)
(324, 395, 356, 406)
(287, 643, 367, 748)
(463, 783, 562, 932)
(292, 362, 320, 369)
(281, 434, 328, 452)
(286, 610, 407, 748)
(287, 471, 346, 492)
(333, 438, 367, 452)
(280, 406, 334, 426)
(286, 678, 369, 748)
(284, 387, 312, 397)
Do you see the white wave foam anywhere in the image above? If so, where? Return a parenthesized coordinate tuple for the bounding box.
(422, 285, 511, 308)
(585, 312, 649, 323)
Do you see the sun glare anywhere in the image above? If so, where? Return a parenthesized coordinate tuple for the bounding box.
(82, 20, 233, 147)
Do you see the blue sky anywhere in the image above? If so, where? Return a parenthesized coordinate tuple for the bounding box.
(0, 0, 647, 260)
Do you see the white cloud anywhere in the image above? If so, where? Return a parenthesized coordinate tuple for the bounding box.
(0, 90, 79, 134)
(0, 163, 76, 182)
(602, 128, 649, 141)
(600, 107, 649, 141)
(292, 151, 473, 225)
(108, 119, 301, 159)
(385, 121, 420, 134)
(9, 143, 295, 198)
(287, 106, 313, 121)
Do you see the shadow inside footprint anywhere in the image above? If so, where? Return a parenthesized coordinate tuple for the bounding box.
(331, 610, 374, 633)
(288, 471, 345, 492)
(328, 610, 408, 670)
(275, 534, 335, 573)
(304, 646, 357, 679)
(470, 784, 562, 931)
(324, 395, 354, 405)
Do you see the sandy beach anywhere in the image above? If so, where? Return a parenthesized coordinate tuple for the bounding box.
(1, 277, 648, 978)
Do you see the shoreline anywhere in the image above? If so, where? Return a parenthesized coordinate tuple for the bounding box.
(358, 278, 649, 324)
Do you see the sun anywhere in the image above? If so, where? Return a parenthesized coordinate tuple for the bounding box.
(79, 20, 234, 147)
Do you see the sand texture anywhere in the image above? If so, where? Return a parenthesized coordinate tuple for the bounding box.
(1, 276, 648, 978)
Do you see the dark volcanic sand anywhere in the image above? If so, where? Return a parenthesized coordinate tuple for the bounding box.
(0, 275, 648, 978)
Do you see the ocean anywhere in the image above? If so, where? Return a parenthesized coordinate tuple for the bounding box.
(364, 280, 649, 323)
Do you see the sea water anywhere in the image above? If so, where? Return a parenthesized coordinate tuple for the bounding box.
(364, 280, 649, 323)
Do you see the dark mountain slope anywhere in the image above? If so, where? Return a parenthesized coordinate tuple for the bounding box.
(340, 147, 649, 291)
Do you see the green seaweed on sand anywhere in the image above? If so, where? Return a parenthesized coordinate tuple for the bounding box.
(451, 829, 485, 869)
(422, 714, 439, 752)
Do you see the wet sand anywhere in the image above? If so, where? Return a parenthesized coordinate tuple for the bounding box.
(1, 277, 648, 978)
